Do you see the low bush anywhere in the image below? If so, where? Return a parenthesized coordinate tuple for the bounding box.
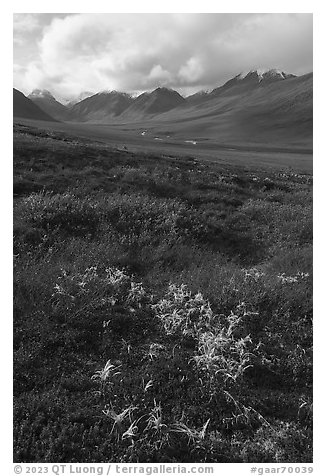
(13, 126, 313, 462)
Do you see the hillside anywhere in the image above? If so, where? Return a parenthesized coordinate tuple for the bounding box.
(69, 91, 134, 122)
(149, 72, 312, 147)
(120, 87, 186, 119)
(14, 69, 313, 148)
(13, 88, 56, 122)
(210, 69, 297, 98)
(28, 89, 69, 121)
(64, 91, 94, 107)
(232, 72, 313, 144)
(64, 70, 312, 147)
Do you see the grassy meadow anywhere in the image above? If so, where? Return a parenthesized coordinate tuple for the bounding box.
(13, 123, 313, 463)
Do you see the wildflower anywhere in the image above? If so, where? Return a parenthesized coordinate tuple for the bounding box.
(105, 267, 129, 286)
(103, 404, 137, 434)
(151, 283, 213, 336)
(171, 418, 210, 444)
(243, 268, 265, 282)
(147, 343, 166, 361)
(145, 401, 167, 434)
(277, 271, 309, 284)
(143, 379, 154, 392)
(127, 281, 147, 305)
(91, 360, 121, 387)
(122, 419, 139, 441)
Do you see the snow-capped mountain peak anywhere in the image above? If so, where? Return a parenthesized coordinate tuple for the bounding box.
(29, 89, 55, 99)
(61, 91, 94, 106)
(236, 69, 296, 82)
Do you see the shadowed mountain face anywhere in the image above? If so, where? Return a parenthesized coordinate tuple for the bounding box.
(182, 70, 298, 107)
(231, 73, 312, 144)
(210, 69, 297, 97)
(69, 91, 134, 122)
(120, 87, 186, 119)
(13, 69, 312, 148)
(28, 90, 69, 121)
(13, 89, 57, 121)
(64, 91, 94, 107)
(67, 87, 186, 122)
(150, 72, 312, 147)
(186, 90, 210, 105)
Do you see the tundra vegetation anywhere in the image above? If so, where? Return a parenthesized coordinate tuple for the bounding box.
(13, 124, 312, 463)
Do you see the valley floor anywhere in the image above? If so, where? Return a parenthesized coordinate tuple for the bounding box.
(14, 118, 313, 173)
(13, 123, 312, 463)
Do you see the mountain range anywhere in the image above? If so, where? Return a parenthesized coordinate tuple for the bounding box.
(13, 69, 313, 146)
(28, 89, 69, 121)
(68, 91, 134, 122)
(13, 88, 57, 122)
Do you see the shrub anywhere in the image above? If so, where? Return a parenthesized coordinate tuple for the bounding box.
(14, 126, 313, 463)
(17, 191, 101, 237)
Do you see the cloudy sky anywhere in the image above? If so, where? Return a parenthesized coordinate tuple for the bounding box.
(13, 13, 313, 101)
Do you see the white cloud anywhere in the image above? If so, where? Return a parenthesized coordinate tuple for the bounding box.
(178, 57, 204, 83)
(13, 13, 313, 99)
(148, 65, 173, 85)
(14, 13, 40, 33)
(13, 13, 41, 46)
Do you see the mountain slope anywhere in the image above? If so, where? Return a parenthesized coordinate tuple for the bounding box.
(64, 91, 94, 108)
(177, 70, 298, 110)
(149, 72, 312, 147)
(69, 91, 134, 122)
(233, 73, 312, 144)
(28, 89, 69, 121)
(120, 87, 186, 119)
(13, 88, 57, 122)
(186, 90, 210, 105)
(14, 69, 312, 148)
(210, 69, 296, 97)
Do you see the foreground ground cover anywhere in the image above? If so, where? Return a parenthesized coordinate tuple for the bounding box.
(13, 124, 312, 462)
